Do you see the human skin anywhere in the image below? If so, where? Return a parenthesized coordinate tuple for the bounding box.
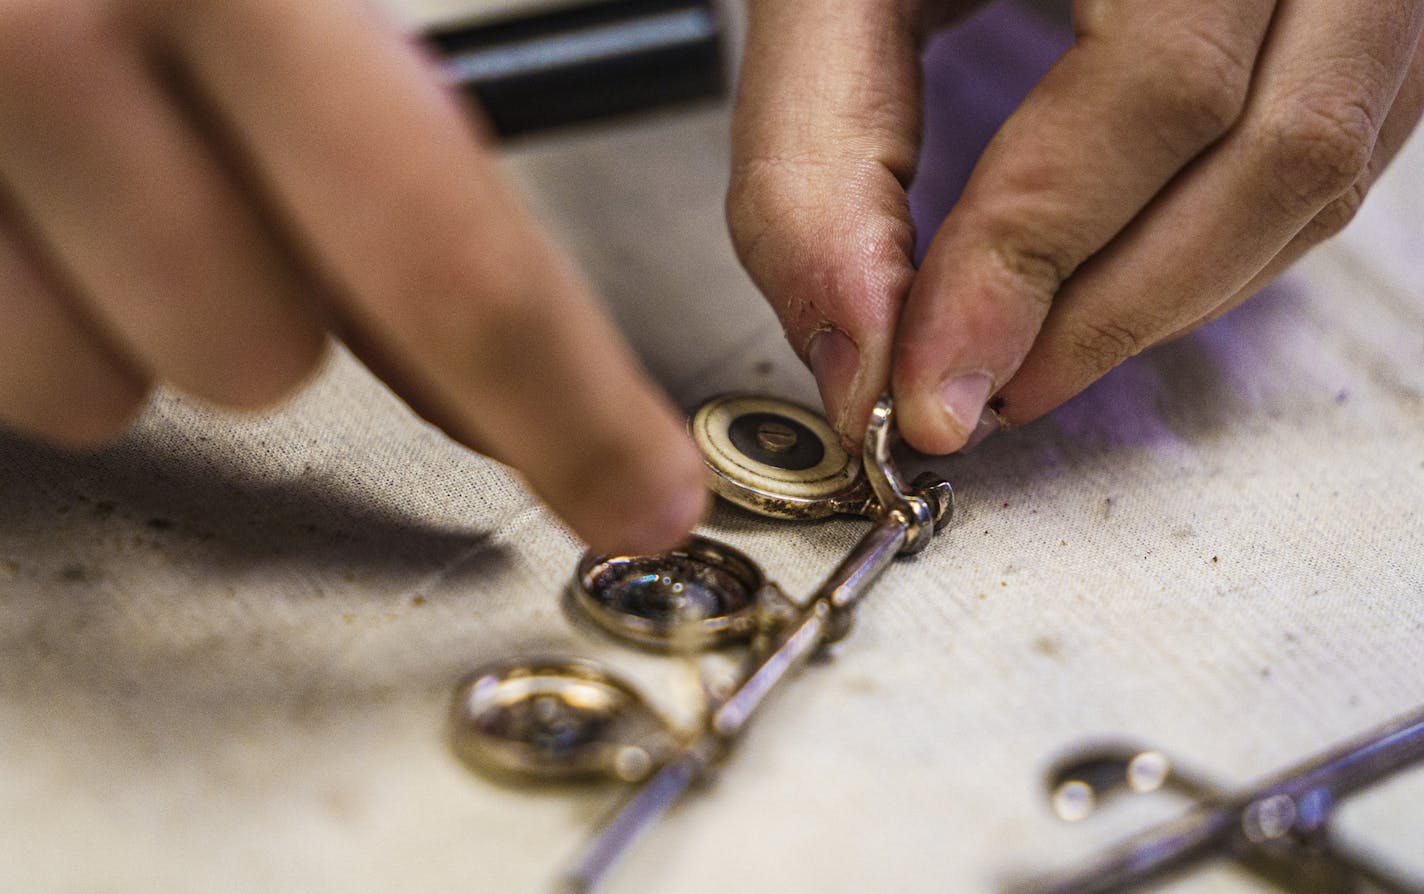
(0, 0, 706, 554)
(728, 0, 1424, 454)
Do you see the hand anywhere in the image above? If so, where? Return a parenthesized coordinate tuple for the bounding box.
(0, 1, 705, 553)
(729, 0, 1424, 452)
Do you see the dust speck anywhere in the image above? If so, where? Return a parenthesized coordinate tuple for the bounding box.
(841, 676, 878, 695)
(1032, 637, 1061, 659)
(411, 595, 427, 607)
(321, 788, 362, 821)
(59, 563, 90, 582)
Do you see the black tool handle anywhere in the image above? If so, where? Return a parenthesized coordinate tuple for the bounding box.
(428, 0, 725, 137)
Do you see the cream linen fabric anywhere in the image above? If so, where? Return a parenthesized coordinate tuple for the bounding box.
(1, 3, 1422, 892)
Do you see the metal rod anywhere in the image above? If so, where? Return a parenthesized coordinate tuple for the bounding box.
(712, 604, 831, 738)
(1253, 708, 1424, 805)
(556, 740, 715, 894)
(1020, 706, 1424, 894)
(826, 519, 908, 611)
(556, 512, 914, 891)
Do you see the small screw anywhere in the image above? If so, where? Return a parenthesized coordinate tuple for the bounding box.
(755, 420, 798, 454)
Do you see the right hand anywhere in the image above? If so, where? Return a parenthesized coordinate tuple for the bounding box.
(728, 0, 1424, 454)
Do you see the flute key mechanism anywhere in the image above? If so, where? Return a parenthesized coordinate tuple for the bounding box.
(447, 394, 955, 892)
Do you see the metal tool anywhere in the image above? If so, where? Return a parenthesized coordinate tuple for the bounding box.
(429, 0, 725, 137)
(447, 393, 954, 892)
(1018, 707, 1424, 894)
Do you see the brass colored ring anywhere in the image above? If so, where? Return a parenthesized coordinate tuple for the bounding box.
(691, 394, 857, 518)
(449, 658, 673, 783)
(575, 535, 768, 650)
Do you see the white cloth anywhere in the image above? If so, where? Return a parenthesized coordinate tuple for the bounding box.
(1, 3, 1421, 892)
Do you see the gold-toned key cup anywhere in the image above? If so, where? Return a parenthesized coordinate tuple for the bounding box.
(690, 393, 867, 519)
(449, 394, 954, 892)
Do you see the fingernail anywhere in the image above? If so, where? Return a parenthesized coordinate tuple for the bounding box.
(960, 407, 1001, 452)
(937, 372, 994, 442)
(808, 329, 859, 431)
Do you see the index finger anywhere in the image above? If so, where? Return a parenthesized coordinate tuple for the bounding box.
(146, 0, 705, 552)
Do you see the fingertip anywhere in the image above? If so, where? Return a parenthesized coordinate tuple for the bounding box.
(574, 441, 709, 556)
(11, 372, 149, 452)
(191, 322, 328, 412)
(603, 479, 709, 557)
(892, 224, 1053, 454)
(960, 406, 1002, 452)
(937, 371, 993, 441)
(894, 370, 994, 456)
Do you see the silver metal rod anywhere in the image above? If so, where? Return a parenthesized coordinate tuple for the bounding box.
(1021, 706, 1424, 894)
(712, 604, 830, 738)
(826, 519, 908, 611)
(1022, 808, 1232, 894)
(555, 740, 714, 894)
(1254, 708, 1424, 804)
(558, 514, 914, 891)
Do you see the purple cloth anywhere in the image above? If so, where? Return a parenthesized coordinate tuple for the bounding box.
(909, 4, 1073, 261)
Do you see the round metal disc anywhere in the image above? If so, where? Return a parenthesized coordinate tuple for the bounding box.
(576, 536, 767, 650)
(449, 658, 672, 783)
(691, 394, 856, 518)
